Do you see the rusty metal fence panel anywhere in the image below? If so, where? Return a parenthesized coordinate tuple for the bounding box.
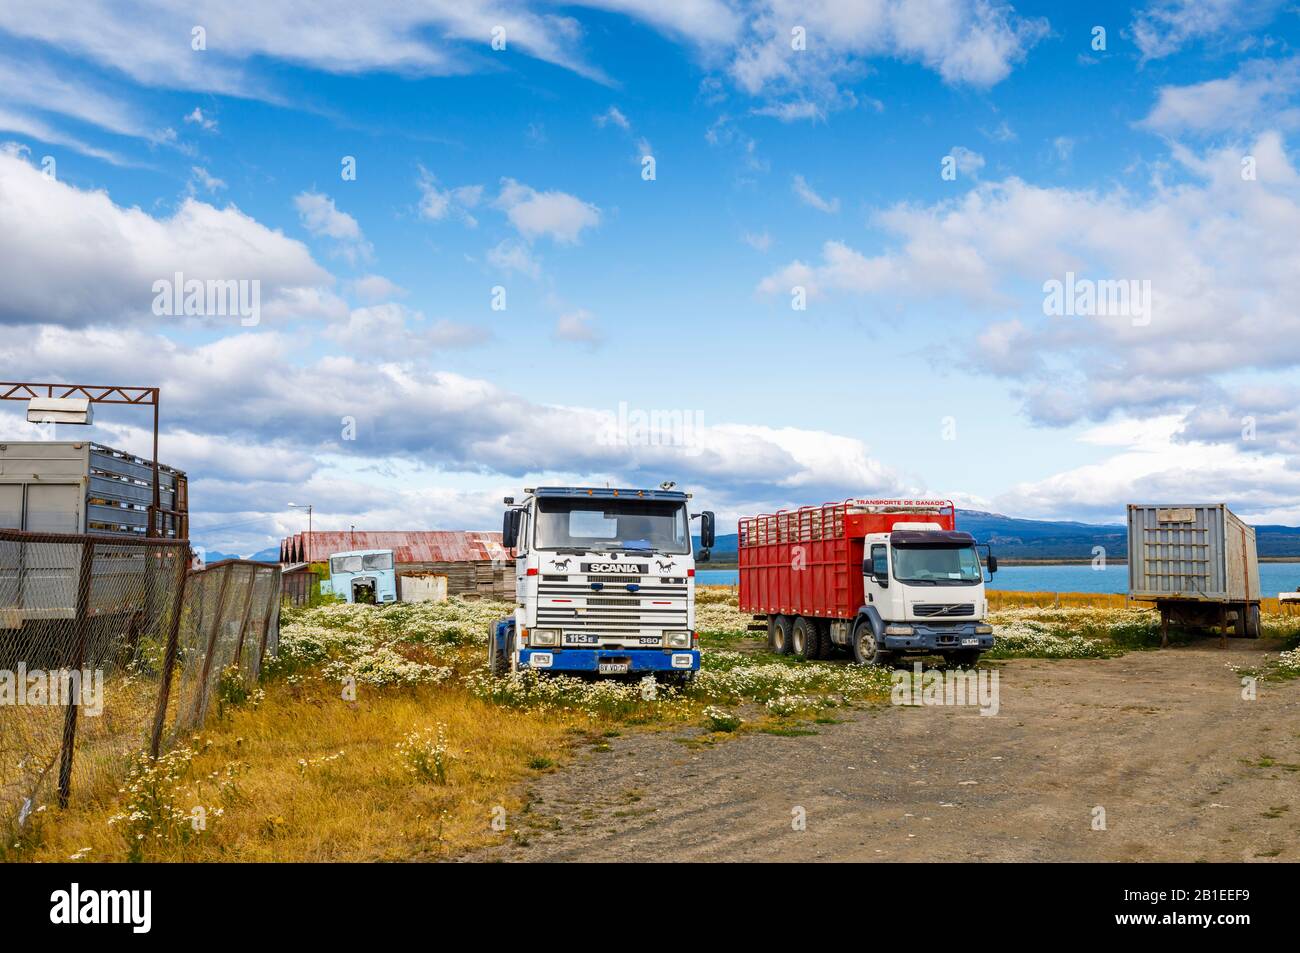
(0, 531, 281, 843)
(164, 560, 281, 744)
(0, 530, 188, 835)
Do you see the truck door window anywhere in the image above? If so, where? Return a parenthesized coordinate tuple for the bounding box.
(871, 544, 888, 578)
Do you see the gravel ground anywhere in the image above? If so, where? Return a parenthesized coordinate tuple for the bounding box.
(467, 640, 1300, 862)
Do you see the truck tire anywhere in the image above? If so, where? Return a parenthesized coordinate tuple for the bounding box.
(487, 626, 507, 675)
(1246, 604, 1261, 639)
(768, 615, 793, 655)
(815, 620, 835, 660)
(851, 618, 892, 667)
(792, 616, 819, 661)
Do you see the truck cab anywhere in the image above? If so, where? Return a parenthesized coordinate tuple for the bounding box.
(489, 486, 715, 681)
(321, 549, 398, 604)
(861, 525, 995, 665)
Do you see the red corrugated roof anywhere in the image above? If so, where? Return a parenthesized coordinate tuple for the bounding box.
(281, 531, 511, 565)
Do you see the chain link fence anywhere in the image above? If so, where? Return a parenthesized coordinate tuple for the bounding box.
(0, 530, 280, 842)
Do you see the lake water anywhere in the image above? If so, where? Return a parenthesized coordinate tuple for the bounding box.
(697, 562, 1300, 595)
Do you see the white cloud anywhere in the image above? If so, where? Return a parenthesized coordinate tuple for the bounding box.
(416, 167, 483, 225)
(1140, 58, 1300, 136)
(0, 107, 126, 164)
(0, 56, 156, 142)
(1131, 0, 1285, 62)
(189, 166, 226, 193)
(730, 0, 1048, 116)
(1052, 136, 1074, 161)
(184, 107, 218, 131)
(352, 274, 405, 301)
(486, 240, 542, 278)
(294, 191, 372, 264)
(554, 309, 602, 344)
(792, 173, 839, 213)
(996, 413, 1300, 525)
(595, 106, 630, 130)
(760, 133, 1300, 434)
(951, 145, 985, 177)
(494, 178, 601, 244)
(0, 150, 338, 327)
(0, 321, 918, 547)
(324, 303, 489, 355)
(752, 100, 826, 122)
(743, 230, 773, 252)
(0, 1, 613, 96)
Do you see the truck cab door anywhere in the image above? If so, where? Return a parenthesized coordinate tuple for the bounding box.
(863, 542, 892, 607)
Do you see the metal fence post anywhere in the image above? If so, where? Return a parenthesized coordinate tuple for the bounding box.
(57, 539, 95, 808)
(231, 565, 257, 674)
(149, 547, 190, 758)
(257, 568, 280, 671)
(190, 562, 233, 726)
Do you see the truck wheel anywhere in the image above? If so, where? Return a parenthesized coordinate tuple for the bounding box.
(815, 621, 835, 660)
(768, 615, 793, 655)
(792, 617, 819, 661)
(1246, 604, 1261, 639)
(506, 629, 520, 674)
(852, 619, 892, 667)
(487, 626, 507, 675)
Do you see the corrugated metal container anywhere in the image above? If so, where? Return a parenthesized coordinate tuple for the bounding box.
(1127, 504, 1261, 602)
(0, 441, 187, 537)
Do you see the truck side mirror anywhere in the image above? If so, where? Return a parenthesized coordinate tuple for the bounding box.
(987, 555, 998, 574)
(502, 509, 521, 549)
(699, 511, 716, 550)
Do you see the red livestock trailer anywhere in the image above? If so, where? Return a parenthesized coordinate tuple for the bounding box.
(738, 499, 957, 618)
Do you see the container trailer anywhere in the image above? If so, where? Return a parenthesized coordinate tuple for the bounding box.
(1127, 503, 1261, 644)
(490, 486, 715, 680)
(738, 499, 997, 666)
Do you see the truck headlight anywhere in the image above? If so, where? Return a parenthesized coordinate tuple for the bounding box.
(975, 624, 993, 635)
(884, 624, 915, 636)
(530, 628, 560, 646)
(665, 630, 692, 648)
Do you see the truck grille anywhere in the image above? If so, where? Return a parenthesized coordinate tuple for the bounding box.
(913, 603, 975, 617)
(537, 581, 687, 633)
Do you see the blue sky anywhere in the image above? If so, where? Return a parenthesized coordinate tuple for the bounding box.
(2, 0, 1300, 554)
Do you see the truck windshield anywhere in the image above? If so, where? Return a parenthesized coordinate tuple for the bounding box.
(892, 545, 982, 585)
(534, 498, 690, 554)
(330, 552, 393, 573)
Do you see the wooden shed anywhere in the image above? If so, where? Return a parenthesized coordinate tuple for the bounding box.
(279, 531, 513, 600)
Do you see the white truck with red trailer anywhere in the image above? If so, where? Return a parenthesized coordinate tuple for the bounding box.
(738, 499, 997, 666)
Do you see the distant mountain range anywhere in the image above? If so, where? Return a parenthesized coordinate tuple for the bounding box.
(196, 546, 282, 565)
(697, 509, 1300, 563)
(198, 510, 1300, 565)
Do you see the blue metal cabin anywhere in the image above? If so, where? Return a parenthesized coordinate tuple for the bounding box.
(321, 549, 397, 604)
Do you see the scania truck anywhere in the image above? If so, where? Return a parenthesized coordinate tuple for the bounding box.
(738, 499, 997, 666)
(489, 486, 715, 680)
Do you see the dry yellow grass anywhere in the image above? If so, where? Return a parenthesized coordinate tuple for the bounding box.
(23, 677, 582, 862)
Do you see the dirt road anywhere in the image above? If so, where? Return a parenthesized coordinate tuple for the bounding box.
(469, 641, 1300, 862)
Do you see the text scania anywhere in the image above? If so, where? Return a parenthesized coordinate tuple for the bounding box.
(50, 883, 151, 933)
